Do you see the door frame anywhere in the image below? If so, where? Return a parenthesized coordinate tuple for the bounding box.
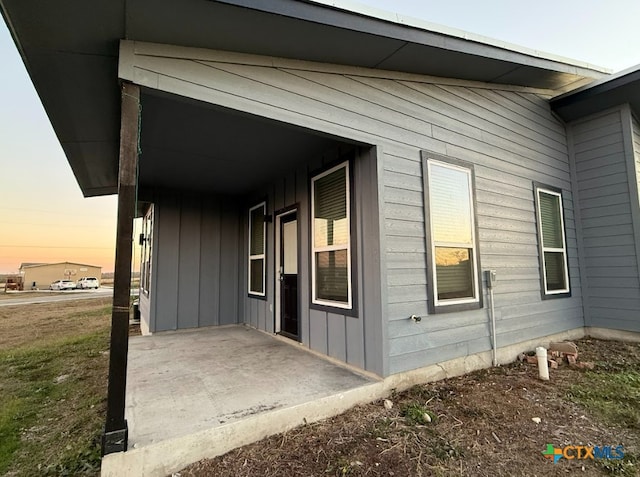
(274, 204, 300, 338)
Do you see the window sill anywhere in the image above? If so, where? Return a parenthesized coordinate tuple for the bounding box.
(429, 300, 482, 314)
(541, 290, 571, 300)
(310, 302, 358, 317)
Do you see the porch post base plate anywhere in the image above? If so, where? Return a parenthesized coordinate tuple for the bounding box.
(102, 421, 128, 455)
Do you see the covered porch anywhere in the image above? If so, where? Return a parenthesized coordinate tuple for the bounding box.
(104, 59, 386, 456)
(102, 325, 379, 476)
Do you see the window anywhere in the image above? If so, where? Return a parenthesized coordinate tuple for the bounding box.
(534, 185, 570, 297)
(141, 205, 153, 294)
(311, 162, 352, 309)
(422, 153, 481, 312)
(248, 202, 266, 296)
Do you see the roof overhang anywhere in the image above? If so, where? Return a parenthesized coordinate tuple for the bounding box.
(1, 0, 609, 196)
(551, 65, 640, 122)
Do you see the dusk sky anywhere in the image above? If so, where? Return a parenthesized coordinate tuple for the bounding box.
(1, 0, 640, 273)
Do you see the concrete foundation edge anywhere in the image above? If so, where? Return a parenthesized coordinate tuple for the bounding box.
(585, 327, 640, 342)
(101, 326, 611, 476)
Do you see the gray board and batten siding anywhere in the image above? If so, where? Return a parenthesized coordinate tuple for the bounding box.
(568, 106, 640, 333)
(634, 115, 640, 198)
(121, 41, 585, 377)
(138, 145, 387, 375)
(142, 191, 242, 332)
(239, 145, 387, 376)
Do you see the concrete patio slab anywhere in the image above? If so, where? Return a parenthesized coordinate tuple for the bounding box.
(125, 325, 375, 449)
(101, 326, 589, 476)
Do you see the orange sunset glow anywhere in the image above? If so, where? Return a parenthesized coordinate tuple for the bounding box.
(0, 201, 118, 274)
(0, 20, 121, 274)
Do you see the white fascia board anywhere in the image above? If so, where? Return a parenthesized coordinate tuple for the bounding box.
(308, 0, 611, 75)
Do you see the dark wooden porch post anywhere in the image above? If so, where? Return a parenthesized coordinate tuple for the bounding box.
(102, 82, 140, 455)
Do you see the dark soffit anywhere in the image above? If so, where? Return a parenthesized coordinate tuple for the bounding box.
(1, 0, 608, 196)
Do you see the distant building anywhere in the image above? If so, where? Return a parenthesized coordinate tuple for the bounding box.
(19, 262, 102, 290)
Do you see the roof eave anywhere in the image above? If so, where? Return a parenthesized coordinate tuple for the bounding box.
(551, 65, 640, 122)
(1, 0, 610, 196)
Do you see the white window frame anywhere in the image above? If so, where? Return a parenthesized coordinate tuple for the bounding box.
(535, 186, 570, 296)
(141, 205, 153, 295)
(248, 202, 266, 297)
(426, 158, 480, 308)
(311, 161, 352, 310)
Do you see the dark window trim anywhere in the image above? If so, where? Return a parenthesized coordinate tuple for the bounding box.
(533, 182, 572, 300)
(421, 151, 483, 315)
(247, 199, 268, 300)
(308, 154, 359, 318)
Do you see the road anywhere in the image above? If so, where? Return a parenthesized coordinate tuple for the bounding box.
(0, 288, 123, 307)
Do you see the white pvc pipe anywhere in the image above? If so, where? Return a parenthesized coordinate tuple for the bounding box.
(490, 287, 497, 366)
(536, 347, 550, 380)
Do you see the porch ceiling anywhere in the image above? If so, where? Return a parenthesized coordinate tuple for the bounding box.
(139, 90, 346, 195)
(1, 0, 608, 197)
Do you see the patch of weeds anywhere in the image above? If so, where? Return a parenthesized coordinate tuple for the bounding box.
(369, 418, 392, 439)
(327, 456, 360, 476)
(430, 437, 464, 460)
(42, 440, 102, 476)
(568, 371, 640, 429)
(596, 451, 637, 477)
(401, 402, 436, 426)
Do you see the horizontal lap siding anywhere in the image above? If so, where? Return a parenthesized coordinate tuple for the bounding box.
(629, 114, 640, 332)
(572, 109, 640, 332)
(128, 46, 580, 375)
(379, 85, 580, 374)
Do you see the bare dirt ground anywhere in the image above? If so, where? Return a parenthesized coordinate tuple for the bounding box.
(179, 338, 639, 477)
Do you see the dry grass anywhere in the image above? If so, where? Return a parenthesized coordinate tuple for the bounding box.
(0, 298, 112, 350)
(0, 298, 112, 476)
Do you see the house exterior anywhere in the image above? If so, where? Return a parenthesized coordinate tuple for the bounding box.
(19, 262, 102, 289)
(3, 0, 640, 459)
